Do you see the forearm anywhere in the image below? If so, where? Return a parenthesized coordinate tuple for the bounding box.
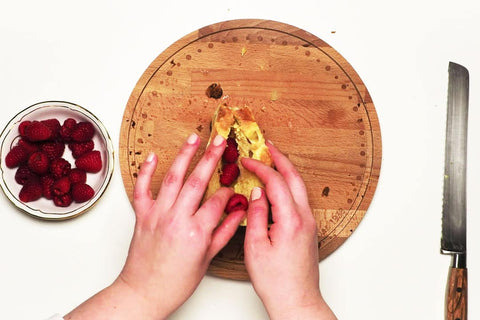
(63, 278, 167, 320)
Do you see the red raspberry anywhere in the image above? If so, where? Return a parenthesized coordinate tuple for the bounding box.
(68, 168, 87, 184)
(220, 163, 240, 186)
(49, 158, 71, 178)
(23, 121, 53, 142)
(71, 183, 95, 202)
(75, 150, 102, 173)
(6, 115, 106, 208)
(5, 145, 29, 168)
(41, 118, 61, 138)
(53, 193, 72, 207)
(71, 122, 95, 142)
(68, 140, 94, 158)
(63, 118, 77, 128)
(226, 137, 238, 148)
(59, 118, 77, 142)
(40, 174, 55, 200)
(14, 165, 38, 185)
(19, 181, 43, 202)
(18, 138, 39, 154)
(225, 193, 249, 213)
(222, 137, 239, 163)
(18, 121, 32, 136)
(40, 141, 65, 160)
(27, 151, 50, 174)
(52, 176, 71, 196)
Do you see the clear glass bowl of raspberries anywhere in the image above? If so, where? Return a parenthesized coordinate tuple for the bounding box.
(0, 101, 114, 220)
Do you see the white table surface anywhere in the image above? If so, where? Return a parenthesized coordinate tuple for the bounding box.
(1, 1, 479, 319)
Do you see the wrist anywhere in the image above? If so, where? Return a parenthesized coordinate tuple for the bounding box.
(111, 276, 163, 320)
(263, 293, 336, 320)
(115, 271, 192, 319)
(63, 277, 162, 320)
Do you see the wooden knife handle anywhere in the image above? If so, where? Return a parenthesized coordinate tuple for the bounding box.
(446, 267, 467, 320)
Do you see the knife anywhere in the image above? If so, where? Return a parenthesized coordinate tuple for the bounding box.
(441, 62, 469, 320)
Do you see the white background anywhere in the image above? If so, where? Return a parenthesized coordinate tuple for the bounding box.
(1, 0, 479, 319)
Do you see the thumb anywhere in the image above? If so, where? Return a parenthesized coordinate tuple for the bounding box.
(132, 152, 157, 217)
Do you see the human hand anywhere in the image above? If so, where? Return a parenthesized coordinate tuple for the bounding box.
(63, 133, 245, 320)
(242, 142, 336, 320)
(116, 133, 245, 318)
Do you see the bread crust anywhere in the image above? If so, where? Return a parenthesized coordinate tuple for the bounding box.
(204, 103, 272, 226)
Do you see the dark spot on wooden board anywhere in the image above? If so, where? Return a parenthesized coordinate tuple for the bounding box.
(322, 186, 330, 197)
(206, 83, 223, 99)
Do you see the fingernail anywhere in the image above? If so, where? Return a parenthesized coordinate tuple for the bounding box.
(213, 134, 225, 146)
(187, 133, 199, 145)
(251, 187, 262, 201)
(146, 152, 155, 163)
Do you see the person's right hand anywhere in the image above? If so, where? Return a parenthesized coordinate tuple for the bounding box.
(242, 142, 336, 320)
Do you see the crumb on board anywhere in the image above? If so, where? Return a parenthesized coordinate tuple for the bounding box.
(270, 90, 279, 101)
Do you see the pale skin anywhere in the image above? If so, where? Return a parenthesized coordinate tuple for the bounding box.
(63, 133, 336, 320)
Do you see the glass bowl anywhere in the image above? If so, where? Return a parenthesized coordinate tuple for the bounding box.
(0, 101, 114, 220)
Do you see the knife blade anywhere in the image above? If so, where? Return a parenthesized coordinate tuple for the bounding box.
(441, 62, 469, 320)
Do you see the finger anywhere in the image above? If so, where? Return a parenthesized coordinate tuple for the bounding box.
(195, 187, 234, 231)
(266, 141, 309, 208)
(174, 134, 225, 214)
(156, 133, 200, 210)
(244, 187, 270, 247)
(132, 152, 157, 216)
(207, 209, 245, 261)
(241, 157, 297, 224)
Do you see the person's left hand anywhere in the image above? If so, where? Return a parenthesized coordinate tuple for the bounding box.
(117, 133, 245, 318)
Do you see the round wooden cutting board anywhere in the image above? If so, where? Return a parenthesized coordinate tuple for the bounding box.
(119, 19, 382, 280)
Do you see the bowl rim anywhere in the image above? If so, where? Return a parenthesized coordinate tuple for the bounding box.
(0, 100, 115, 220)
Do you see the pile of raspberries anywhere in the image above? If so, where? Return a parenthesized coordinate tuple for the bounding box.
(220, 137, 249, 213)
(4, 118, 103, 207)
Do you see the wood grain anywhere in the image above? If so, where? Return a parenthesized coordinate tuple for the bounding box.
(446, 267, 467, 320)
(119, 19, 382, 280)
